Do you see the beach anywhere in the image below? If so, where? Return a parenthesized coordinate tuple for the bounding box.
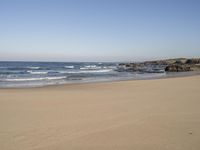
(0, 75, 200, 150)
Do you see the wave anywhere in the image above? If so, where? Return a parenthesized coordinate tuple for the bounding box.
(103, 66, 117, 69)
(59, 69, 112, 74)
(0, 70, 27, 74)
(80, 65, 102, 70)
(80, 69, 112, 73)
(45, 76, 66, 80)
(5, 67, 43, 70)
(64, 65, 74, 69)
(1, 76, 66, 82)
(27, 70, 48, 74)
(27, 66, 40, 69)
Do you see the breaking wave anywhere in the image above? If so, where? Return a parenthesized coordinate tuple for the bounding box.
(1, 76, 66, 82)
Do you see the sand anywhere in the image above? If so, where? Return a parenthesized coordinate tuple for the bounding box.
(0, 75, 200, 150)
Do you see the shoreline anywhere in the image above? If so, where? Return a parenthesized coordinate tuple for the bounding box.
(1, 71, 200, 90)
(1, 59, 200, 89)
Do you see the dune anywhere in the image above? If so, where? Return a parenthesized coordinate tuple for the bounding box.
(0, 75, 200, 150)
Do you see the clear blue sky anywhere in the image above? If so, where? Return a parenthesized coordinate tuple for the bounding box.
(0, 0, 200, 62)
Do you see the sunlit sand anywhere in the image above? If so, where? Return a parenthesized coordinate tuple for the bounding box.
(0, 75, 200, 150)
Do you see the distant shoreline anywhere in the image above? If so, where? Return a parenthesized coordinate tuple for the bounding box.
(0, 58, 199, 88)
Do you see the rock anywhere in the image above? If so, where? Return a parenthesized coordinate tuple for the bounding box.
(118, 63, 144, 72)
(144, 58, 188, 66)
(185, 59, 200, 64)
(165, 64, 191, 72)
(190, 64, 200, 71)
(118, 58, 200, 73)
(175, 60, 183, 64)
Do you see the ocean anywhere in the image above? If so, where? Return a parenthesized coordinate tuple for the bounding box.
(0, 61, 167, 88)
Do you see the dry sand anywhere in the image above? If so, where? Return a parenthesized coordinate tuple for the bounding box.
(0, 76, 200, 150)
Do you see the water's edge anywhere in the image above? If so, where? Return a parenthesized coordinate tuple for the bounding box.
(1, 71, 199, 89)
(0, 61, 199, 88)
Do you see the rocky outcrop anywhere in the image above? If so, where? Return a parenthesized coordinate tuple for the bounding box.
(164, 58, 200, 72)
(185, 59, 200, 64)
(143, 58, 188, 66)
(165, 64, 191, 72)
(118, 63, 144, 72)
(189, 64, 200, 71)
(117, 58, 200, 73)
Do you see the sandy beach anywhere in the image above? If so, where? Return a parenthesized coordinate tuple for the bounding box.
(0, 75, 200, 150)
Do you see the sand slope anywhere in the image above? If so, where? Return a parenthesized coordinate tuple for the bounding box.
(0, 76, 200, 150)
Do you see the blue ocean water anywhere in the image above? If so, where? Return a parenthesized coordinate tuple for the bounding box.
(0, 61, 166, 88)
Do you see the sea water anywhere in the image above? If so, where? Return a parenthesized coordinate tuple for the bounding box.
(0, 61, 167, 88)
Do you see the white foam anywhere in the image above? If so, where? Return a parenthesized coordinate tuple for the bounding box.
(63, 69, 112, 74)
(2, 76, 66, 81)
(85, 65, 97, 68)
(80, 65, 102, 70)
(27, 70, 48, 74)
(80, 69, 112, 73)
(45, 76, 66, 80)
(27, 67, 40, 69)
(65, 65, 74, 69)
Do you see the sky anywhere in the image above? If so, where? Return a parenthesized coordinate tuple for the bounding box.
(0, 0, 200, 62)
